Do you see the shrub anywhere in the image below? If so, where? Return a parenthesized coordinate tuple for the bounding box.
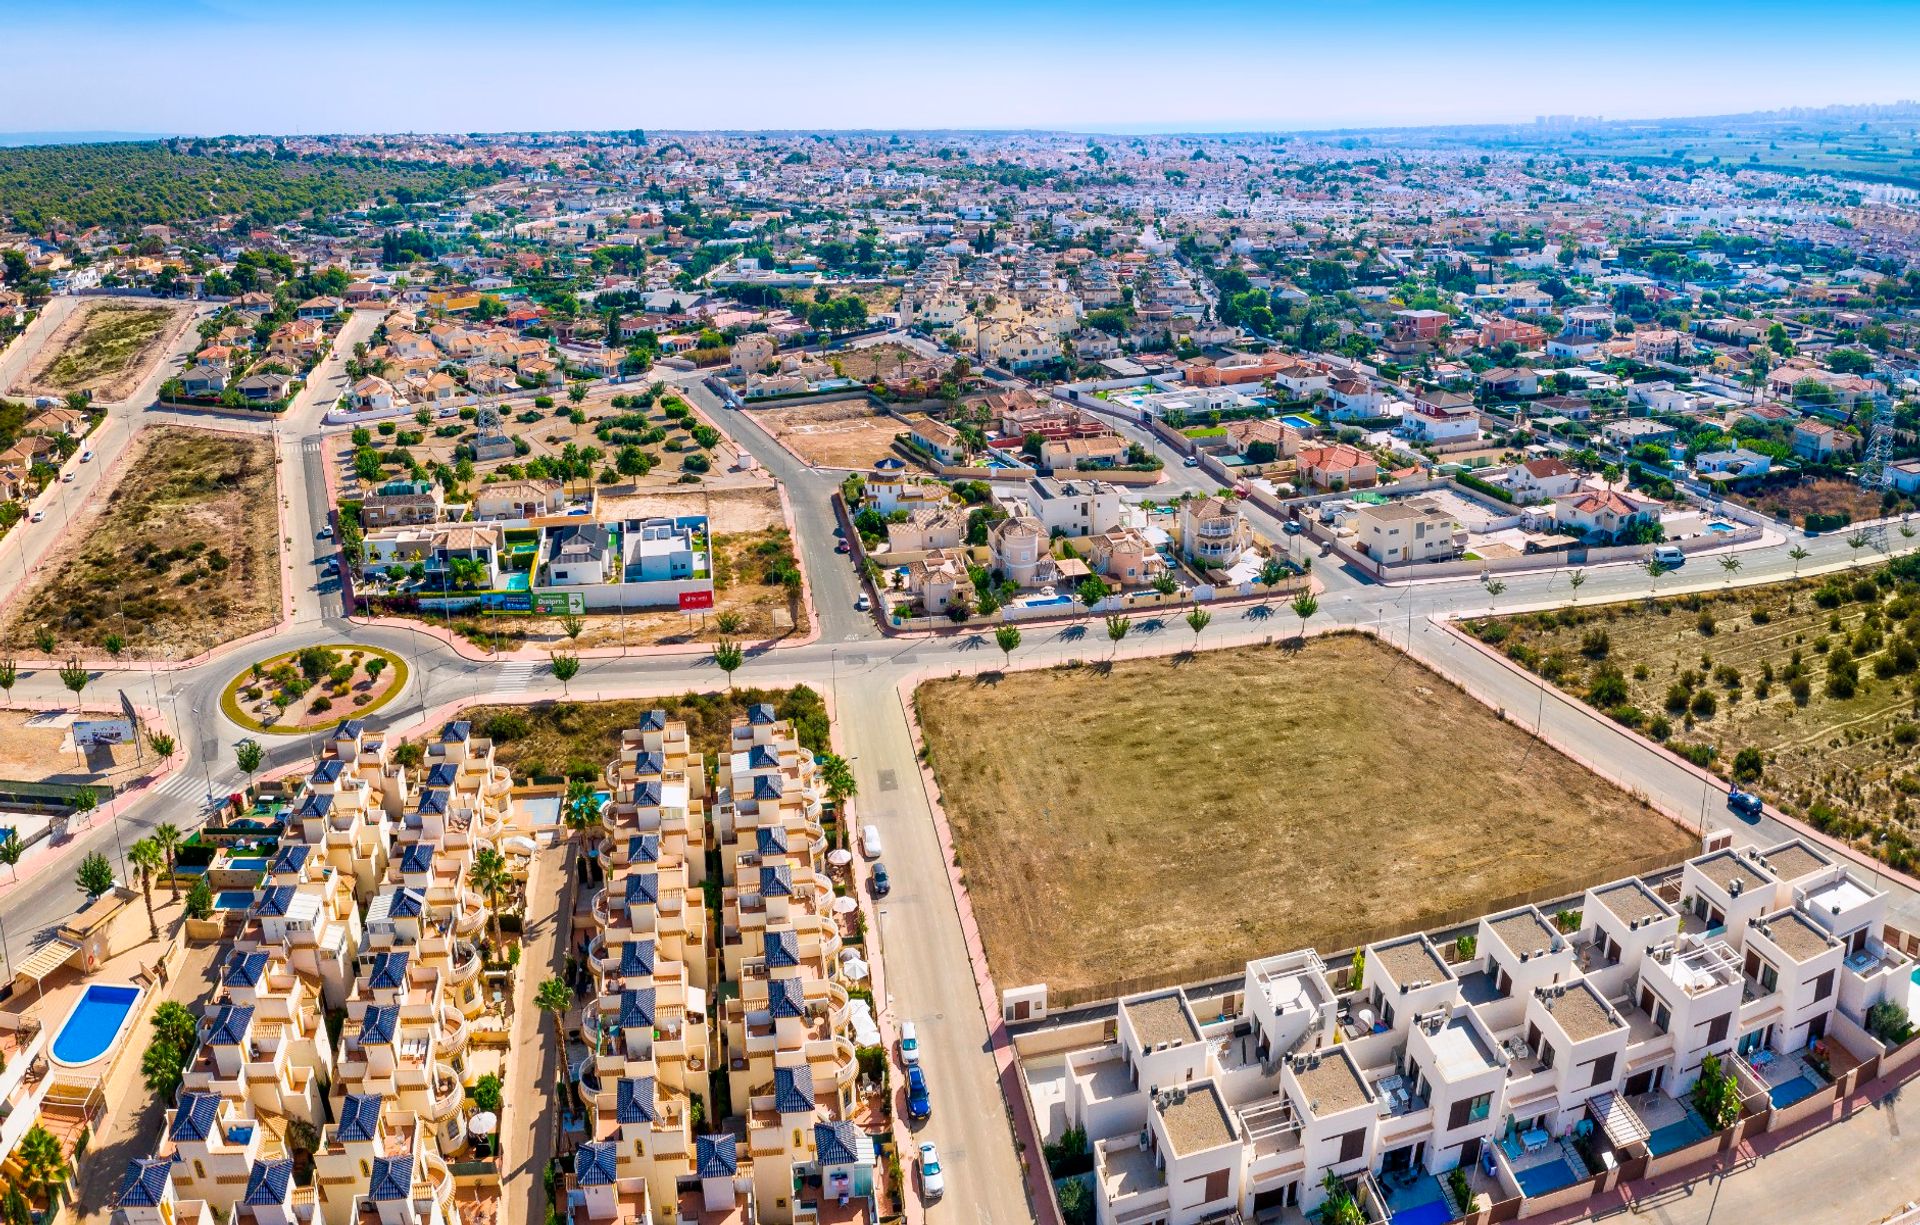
(1790, 675, 1813, 705)
(1732, 747, 1764, 782)
(1690, 689, 1718, 718)
(1580, 629, 1611, 659)
(1648, 715, 1673, 741)
(484, 712, 531, 742)
(1586, 666, 1629, 708)
(1697, 610, 1716, 636)
(1867, 1000, 1915, 1045)
(1609, 704, 1645, 728)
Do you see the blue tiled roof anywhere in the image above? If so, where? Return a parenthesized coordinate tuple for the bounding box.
(254, 885, 297, 917)
(209, 1004, 254, 1046)
(399, 844, 434, 874)
(696, 1133, 739, 1177)
(426, 762, 458, 788)
(748, 744, 781, 770)
(627, 834, 660, 864)
(574, 1141, 620, 1187)
(118, 1158, 172, 1208)
(311, 758, 345, 784)
(616, 1076, 658, 1124)
(763, 930, 799, 969)
(170, 1092, 221, 1142)
(244, 1158, 294, 1206)
(619, 987, 656, 1030)
(755, 826, 789, 855)
(415, 788, 448, 816)
(335, 1094, 383, 1142)
(759, 864, 792, 898)
(638, 709, 667, 732)
(338, 719, 367, 741)
(620, 940, 656, 977)
(359, 1005, 399, 1045)
(633, 780, 662, 807)
(753, 775, 784, 802)
(368, 951, 409, 989)
(388, 888, 426, 919)
(769, 976, 804, 1019)
(369, 1156, 412, 1201)
(297, 791, 334, 819)
(774, 1064, 815, 1114)
(747, 703, 777, 726)
(624, 874, 658, 907)
(271, 844, 311, 874)
(224, 950, 269, 988)
(633, 751, 665, 776)
(440, 720, 471, 743)
(815, 1120, 861, 1166)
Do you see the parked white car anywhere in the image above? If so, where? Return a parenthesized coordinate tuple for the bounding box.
(899, 1020, 920, 1066)
(861, 823, 883, 859)
(919, 1143, 945, 1200)
(79, 449, 93, 462)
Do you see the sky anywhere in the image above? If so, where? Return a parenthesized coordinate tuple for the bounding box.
(7, 0, 1920, 137)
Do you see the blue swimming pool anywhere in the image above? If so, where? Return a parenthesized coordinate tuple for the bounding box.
(215, 890, 255, 910)
(1280, 414, 1319, 431)
(226, 856, 269, 872)
(1647, 1112, 1712, 1155)
(51, 984, 141, 1066)
(1769, 1074, 1819, 1107)
(1706, 521, 1735, 535)
(1513, 1157, 1582, 1198)
(1021, 595, 1075, 608)
(1391, 1202, 1452, 1225)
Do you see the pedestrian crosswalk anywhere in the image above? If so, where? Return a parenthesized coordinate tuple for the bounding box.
(145, 771, 209, 807)
(489, 662, 544, 695)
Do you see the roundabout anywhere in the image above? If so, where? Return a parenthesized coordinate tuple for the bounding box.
(219, 642, 410, 734)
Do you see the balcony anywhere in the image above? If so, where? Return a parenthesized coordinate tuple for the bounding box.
(430, 1063, 464, 1122)
(438, 1008, 471, 1056)
(448, 943, 483, 989)
(452, 890, 489, 937)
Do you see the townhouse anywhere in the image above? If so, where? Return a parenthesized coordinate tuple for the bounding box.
(1060, 839, 1912, 1224)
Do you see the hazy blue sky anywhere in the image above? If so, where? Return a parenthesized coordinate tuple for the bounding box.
(8, 0, 1919, 136)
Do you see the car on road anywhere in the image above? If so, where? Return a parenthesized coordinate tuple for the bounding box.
(79, 449, 93, 463)
(1283, 520, 1305, 535)
(60, 471, 74, 483)
(1653, 545, 1686, 567)
(29, 510, 44, 523)
(906, 1065, 931, 1121)
(317, 524, 334, 540)
(1728, 788, 1763, 818)
(854, 593, 871, 612)
(1183, 455, 1200, 467)
(861, 823, 883, 859)
(870, 861, 891, 897)
(899, 1021, 920, 1066)
(836, 539, 851, 553)
(918, 1142, 945, 1199)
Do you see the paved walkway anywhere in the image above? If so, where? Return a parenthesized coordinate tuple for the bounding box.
(501, 837, 575, 1225)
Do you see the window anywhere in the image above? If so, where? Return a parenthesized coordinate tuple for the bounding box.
(1338, 1129, 1365, 1163)
(1813, 970, 1835, 1001)
(1705, 1014, 1731, 1046)
(1653, 1002, 1671, 1034)
(1591, 1053, 1616, 1086)
(1540, 1043, 1557, 1070)
(1201, 1170, 1229, 1203)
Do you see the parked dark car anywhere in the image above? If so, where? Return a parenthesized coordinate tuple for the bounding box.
(871, 862, 892, 897)
(907, 1065, 932, 1121)
(1728, 788, 1763, 818)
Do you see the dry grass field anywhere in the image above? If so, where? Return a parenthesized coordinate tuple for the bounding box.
(754, 399, 906, 470)
(19, 302, 183, 400)
(832, 342, 948, 384)
(916, 634, 1696, 1001)
(1477, 558, 1920, 872)
(1727, 476, 1911, 529)
(4, 427, 280, 657)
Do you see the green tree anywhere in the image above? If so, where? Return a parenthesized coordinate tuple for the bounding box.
(468, 847, 513, 949)
(235, 737, 264, 791)
(153, 823, 182, 900)
(1105, 613, 1131, 658)
(58, 657, 88, 701)
(1789, 545, 1809, 577)
(1290, 590, 1319, 643)
(994, 624, 1021, 669)
(148, 730, 177, 759)
(129, 837, 164, 939)
(1691, 1053, 1741, 1129)
(185, 874, 214, 921)
(0, 657, 17, 705)
(1567, 569, 1586, 603)
(152, 1001, 197, 1055)
(0, 831, 22, 881)
(535, 977, 572, 1074)
(13, 1125, 66, 1208)
(1078, 576, 1111, 609)
(76, 849, 115, 899)
(712, 639, 743, 689)
(559, 612, 585, 641)
(472, 1073, 504, 1114)
(1152, 572, 1178, 596)
(549, 651, 580, 695)
(142, 1037, 185, 1101)
(1184, 605, 1212, 648)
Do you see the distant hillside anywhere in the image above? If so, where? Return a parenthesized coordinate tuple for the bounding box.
(0, 141, 503, 232)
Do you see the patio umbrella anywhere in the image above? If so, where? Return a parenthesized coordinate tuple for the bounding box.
(468, 1112, 499, 1136)
(827, 848, 854, 867)
(843, 958, 869, 981)
(833, 896, 859, 914)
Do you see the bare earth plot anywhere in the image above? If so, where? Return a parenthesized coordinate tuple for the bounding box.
(16, 301, 186, 400)
(753, 399, 906, 470)
(3, 427, 281, 658)
(833, 342, 948, 384)
(1477, 564, 1920, 872)
(915, 634, 1697, 1002)
(1727, 476, 1912, 530)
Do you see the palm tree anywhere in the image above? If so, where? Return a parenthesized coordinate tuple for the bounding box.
(712, 639, 743, 689)
(0, 658, 16, 705)
(467, 848, 512, 949)
(563, 777, 602, 833)
(1104, 614, 1131, 659)
(818, 753, 858, 847)
(1483, 576, 1507, 616)
(1290, 591, 1319, 644)
(1719, 555, 1742, 587)
(1643, 557, 1670, 600)
(13, 1125, 66, 1209)
(142, 1037, 186, 1100)
(1185, 606, 1212, 649)
(153, 823, 182, 901)
(993, 625, 1021, 669)
(58, 657, 87, 702)
(1789, 545, 1809, 577)
(129, 838, 164, 939)
(535, 977, 572, 1077)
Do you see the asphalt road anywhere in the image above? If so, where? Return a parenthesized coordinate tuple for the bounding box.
(6, 339, 1920, 1225)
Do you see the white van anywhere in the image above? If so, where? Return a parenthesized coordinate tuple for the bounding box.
(1652, 545, 1685, 567)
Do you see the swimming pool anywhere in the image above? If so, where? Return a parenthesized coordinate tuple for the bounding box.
(1019, 595, 1075, 608)
(226, 856, 269, 872)
(215, 890, 255, 911)
(1512, 1156, 1582, 1198)
(1279, 414, 1319, 431)
(51, 984, 142, 1067)
(1706, 521, 1736, 535)
(1647, 1112, 1712, 1155)
(1768, 1074, 1819, 1107)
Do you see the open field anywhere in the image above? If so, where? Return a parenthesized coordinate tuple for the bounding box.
(915, 634, 1696, 1001)
(753, 398, 906, 470)
(0, 709, 149, 788)
(2, 427, 280, 657)
(17, 301, 184, 400)
(1474, 558, 1920, 873)
(456, 686, 828, 781)
(1726, 475, 1913, 530)
(832, 342, 948, 384)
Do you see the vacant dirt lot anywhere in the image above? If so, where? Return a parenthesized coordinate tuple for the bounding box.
(917, 634, 1695, 1000)
(4, 427, 280, 657)
(1728, 476, 1912, 529)
(18, 302, 185, 400)
(754, 398, 906, 470)
(1478, 559, 1920, 873)
(833, 342, 949, 384)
